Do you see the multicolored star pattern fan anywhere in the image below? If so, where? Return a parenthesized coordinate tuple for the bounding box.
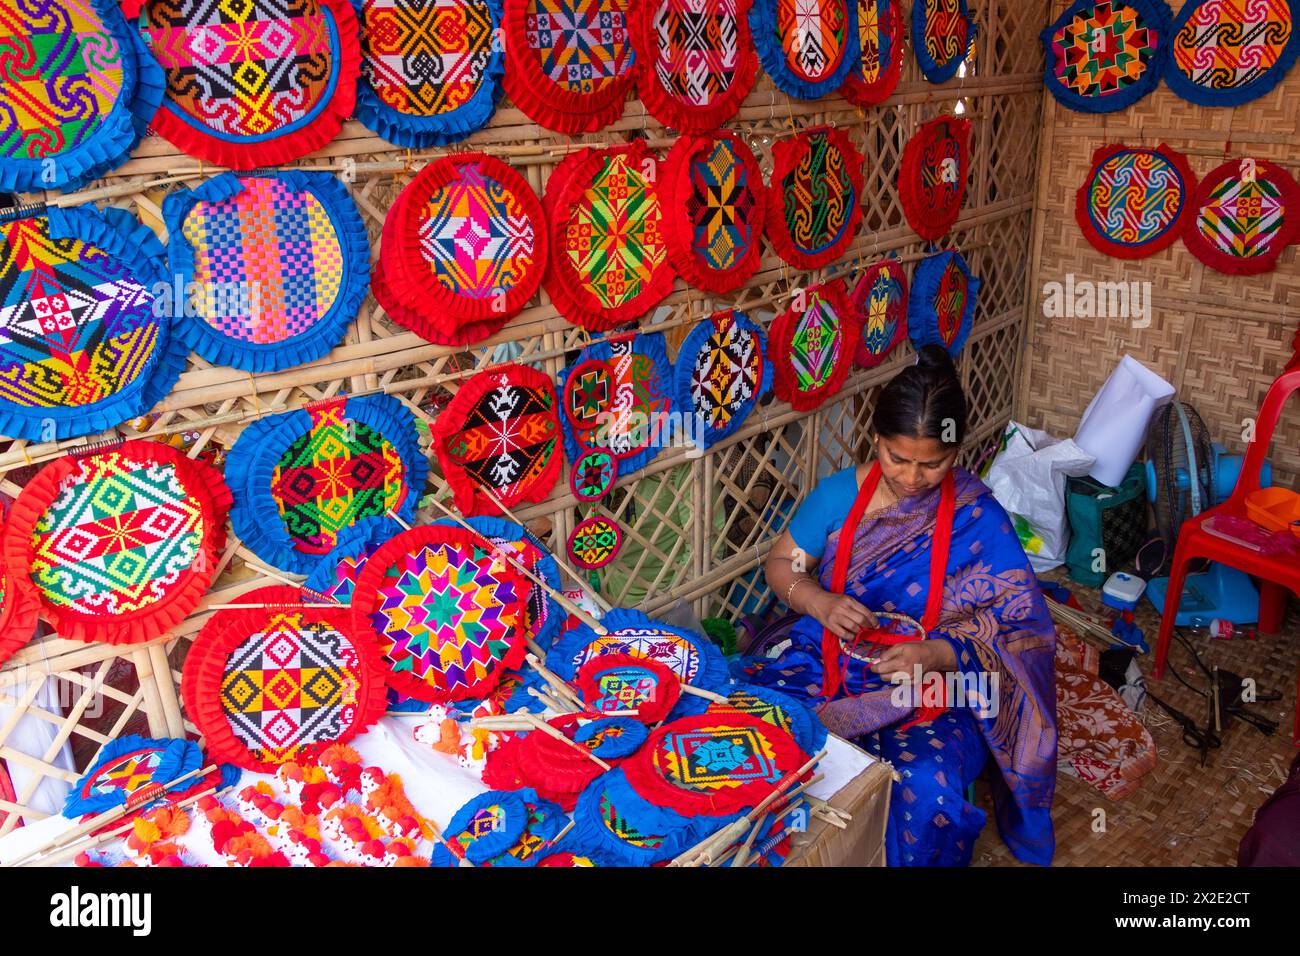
(766, 127, 864, 270)
(908, 250, 979, 358)
(0, 0, 163, 192)
(2, 441, 232, 645)
(351, 525, 532, 702)
(1075, 144, 1197, 259)
(662, 130, 766, 294)
(673, 310, 771, 449)
(1042, 0, 1171, 112)
(1183, 157, 1300, 275)
(750, 0, 859, 98)
(163, 171, 370, 372)
(1166, 0, 1298, 107)
(770, 281, 858, 412)
(543, 143, 675, 331)
(0, 206, 183, 442)
(182, 586, 387, 771)
(139, 0, 362, 167)
(503, 0, 636, 134)
(633, 0, 758, 131)
(913, 0, 974, 83)
(898, 115, 971, 242)
(353, 0, 505, 146)
(850, 259, 908, 369)
(570, 449, 618, 502)
(433, 364, 561, 517)
(567, 515, 623, 570)
(842, 0, 902, 106)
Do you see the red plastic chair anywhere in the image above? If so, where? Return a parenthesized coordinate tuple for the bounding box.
(1151, 367, 1300, 746)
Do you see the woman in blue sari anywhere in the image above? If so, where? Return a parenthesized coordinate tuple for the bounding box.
(755, 346, 1057, 866)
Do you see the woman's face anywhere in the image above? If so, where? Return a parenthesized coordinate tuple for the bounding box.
(874, 432, 959, 500)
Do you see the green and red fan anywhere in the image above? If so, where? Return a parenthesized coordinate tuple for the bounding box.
(770, 280, 859, 412)
(766, 126, 864, 270)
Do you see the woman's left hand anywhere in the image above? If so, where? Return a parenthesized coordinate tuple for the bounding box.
(869, 639, 958, 680)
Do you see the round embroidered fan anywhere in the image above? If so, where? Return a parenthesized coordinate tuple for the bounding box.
(1042, 0, 1172, 112)
(0, 532, 40, 669)
(575, 653, 682, 722)
(750, 0, 859, 99)
(302, 515, 404, 605)
(850, 259, 908, 369)
(622, 713, 810, 815)
(558, 332, 675, 478)
(566, 767, 706, 865)
(0, 0, 164, 193)
(0, 206, 185, 443)
(574, 716, 648, 759)
(908, 250, 979, 358)
(163, 171, 370, 373)
(770, 280, 858, 413)
(1166, 0, 1299, 107)
(898, 115, 972, 242)
(136, 0, 361, 168)
(1, 441, 232, 645)
(1183, 158, 1300, 276)
(543, 143, 675, 331)
(376, 153, 548, 345)
(706, 684, 828, 755)
(449, 791, 567, 867)
(351, 524, 533, 702)
(181, 586, 387, 771)
(673, 310, 772, 449)
(502, 0, 636, 134)
(568, 515, 623, 570)
(766, 127, 864, 270)
(225, 395, 427, 575)
(62, 734, 203, 817)
(841, 0, 903, 106)
(570, 449, 618, 502)
(912, 0, 975, 84)
(1075, 144, 1197, 259)
(547, 607, 731, 693)
(662, 130, 766, 294)
(428, 789, 531, 865)
(352, 0, 505, 147)
(432, 364, 561, 517)
(633, 0, 759, 132)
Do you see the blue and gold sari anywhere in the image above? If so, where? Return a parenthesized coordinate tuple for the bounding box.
(743, 466, 1057, 866)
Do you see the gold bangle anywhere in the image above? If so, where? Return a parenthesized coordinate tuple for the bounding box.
(785, 576, 811, 608)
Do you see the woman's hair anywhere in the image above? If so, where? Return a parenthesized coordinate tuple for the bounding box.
(871, 345, 968, 446)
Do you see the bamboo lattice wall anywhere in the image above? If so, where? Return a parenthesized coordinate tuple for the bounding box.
(1021, 0, 1300, 490)
(0, 0, 1048, 834)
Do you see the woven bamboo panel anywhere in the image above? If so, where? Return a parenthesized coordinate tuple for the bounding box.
(1021, 0, 1300, 488)
(0, 0, 1048, 830)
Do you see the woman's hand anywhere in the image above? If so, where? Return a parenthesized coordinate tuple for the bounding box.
(809, 592, 878, 641)
(870, 639, 958, 680)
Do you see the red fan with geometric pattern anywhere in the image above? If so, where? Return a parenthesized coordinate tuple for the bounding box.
(0, 522, 39, 668)
(898, 115, 971, 242)
(766, 126, 864, 270)
(770, 280, 859, 412)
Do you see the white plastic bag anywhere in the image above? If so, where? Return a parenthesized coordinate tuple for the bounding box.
(984, 422, 1097, 573)
(1073, 354, 1175, 487)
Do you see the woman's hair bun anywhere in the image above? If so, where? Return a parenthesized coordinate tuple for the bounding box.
(915, 343, 957, 374)
(871, 344, 968, 446)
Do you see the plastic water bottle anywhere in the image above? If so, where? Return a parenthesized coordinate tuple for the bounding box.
(1186, 617, 1238, 640)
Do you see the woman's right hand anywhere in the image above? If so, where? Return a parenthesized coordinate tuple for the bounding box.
(809, 592, 879, 641)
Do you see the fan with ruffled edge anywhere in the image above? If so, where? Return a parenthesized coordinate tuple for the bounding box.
(225, 395, 426, 575)
(163, 171, 369, 373)
(0, 520, 41, 669)
(351, 0, 505, 147)
(501, 0, 637, 135)
(705, 683, 829, 755)
(898, 114, 971, 242)
(557, 332, 676, 481)
(632, 0, 759, 132)
(351, 524, 533, 703)
(63, 735, 201, 818)
(130, 0, 361, 168)
(850, 258, 909, 369)
(770, 279, 859, 413)
(765, 126, 864, 270)
(542, 142, 676, 332)
(427, 789, 531, 865)
(1182, 157, 1300, 277)
(375, 152, 548, 346)
(0, 205, 186, 443)
(302, 515, 405, 605)
(673, 310, 772, 451)
(2, 441, 231, 645)
(181, 586, 388, 772)
(575, 653, 682, 723)
(908, 250, 979, 358)
(1041, 0, 1171, 112)
(661, 130, 766, 295)
(431, 364, 562, 518)
(750, 0, 859, 99)
(840, 0, 903, 106)
(1165, 0, 1300, 108)
(1074, 144, 1198, 260)
(912, 0, 975, 84)
(0, 0, 164, 193)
